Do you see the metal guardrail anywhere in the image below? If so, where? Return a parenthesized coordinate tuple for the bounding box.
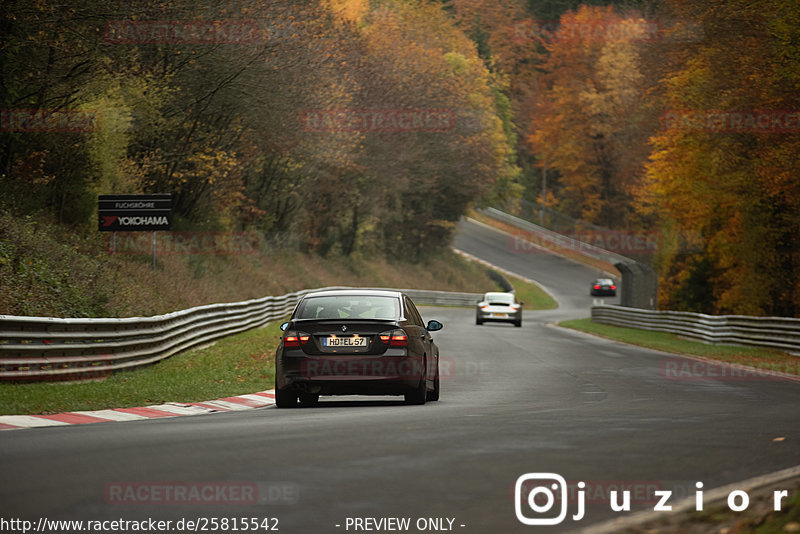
(0, 287, 481, 381)
(592, 305, 800, 354)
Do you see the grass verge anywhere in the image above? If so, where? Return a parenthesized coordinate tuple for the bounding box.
(506, 272, 558, 310)
(0, 321, 283, 415)
(560, 318, 799, 375)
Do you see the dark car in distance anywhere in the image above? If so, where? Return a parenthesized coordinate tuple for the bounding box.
(274, 289, 443, 407)
(590, 278, 617, 296)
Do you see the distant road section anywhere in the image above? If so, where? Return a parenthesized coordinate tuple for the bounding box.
(454, 217, 620, 319)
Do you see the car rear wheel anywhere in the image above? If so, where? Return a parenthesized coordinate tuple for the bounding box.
(426, 364, 440, 402)
(476, 317, 483, 325)
(405, 363, 427, 405)
(514, 320, 522, 327)
(275, 388, 297, 408)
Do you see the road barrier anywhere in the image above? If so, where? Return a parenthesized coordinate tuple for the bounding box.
(592, 304, 800, 354)
(0, 287, 481, 382)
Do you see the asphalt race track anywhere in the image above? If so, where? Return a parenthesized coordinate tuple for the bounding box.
(1, 218, 799, 533)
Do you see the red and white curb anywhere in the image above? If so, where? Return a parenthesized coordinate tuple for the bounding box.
(0, 390, 276, 431)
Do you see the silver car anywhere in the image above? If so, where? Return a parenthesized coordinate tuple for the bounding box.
(475, 292, 522, 327)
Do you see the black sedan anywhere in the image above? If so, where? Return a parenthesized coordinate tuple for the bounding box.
(274, 289, 443, 407)
(590, 278, 617, 296)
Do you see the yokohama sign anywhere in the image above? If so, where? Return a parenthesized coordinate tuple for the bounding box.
(98, 194, 172, 232)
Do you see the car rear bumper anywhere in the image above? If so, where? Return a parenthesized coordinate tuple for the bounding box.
(476, 310, 521, 323)
(590, 289, 616, 296)
(276, 354, 424, 395)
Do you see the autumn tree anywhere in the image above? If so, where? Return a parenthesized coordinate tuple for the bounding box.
(638, 0, 800, 316)
(525, 5, 656, 228)
(1, 0, 517, 262)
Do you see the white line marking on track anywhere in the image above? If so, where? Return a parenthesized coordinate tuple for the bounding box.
(147, 404, 216, 416)
(1, 389, 278, 430)
(238, 394, 276, 404)
(79, 409, 149, 421)
(197, 399, 253, 411)
(0, 415, 70, 428)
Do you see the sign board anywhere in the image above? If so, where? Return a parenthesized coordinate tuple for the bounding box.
(98, 194, 172, 232)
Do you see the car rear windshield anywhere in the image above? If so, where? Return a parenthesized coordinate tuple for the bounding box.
(296, 295, 401, 320)
(486, 294, 514, 304)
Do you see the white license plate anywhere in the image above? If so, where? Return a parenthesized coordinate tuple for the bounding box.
(323, 336, 367, 347)
(492, 313, 508, 318)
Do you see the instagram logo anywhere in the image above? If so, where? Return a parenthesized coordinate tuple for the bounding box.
(514, 473, 793, 525)
(515, 473, 576, 525)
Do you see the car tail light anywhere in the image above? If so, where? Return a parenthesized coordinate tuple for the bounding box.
(379, 329, 407, 347)
(610, 285, 616, 290)
(593, 285, 601, 289)
(510, 304, 520, 311)
(480, 305, 490, 310)
(284, 331, 310, 348)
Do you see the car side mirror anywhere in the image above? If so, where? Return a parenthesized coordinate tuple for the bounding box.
(519, 302, 525, 306)
(280, 322, 289, 331)
(426, 320, 443, 332)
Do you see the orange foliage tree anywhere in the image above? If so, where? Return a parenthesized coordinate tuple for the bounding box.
(639, 0, 800, 316)
(526, 5, 656, 228)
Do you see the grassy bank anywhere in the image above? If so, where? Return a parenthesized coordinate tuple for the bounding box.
(560, 318, 798, 375)
(505, 272, 558, 310)
(0, 210, 497, 318)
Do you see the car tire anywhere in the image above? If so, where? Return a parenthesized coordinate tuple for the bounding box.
(426, 364, 440, 402)
(405, 364, 427, 405)
(275, 388, 297, 408)
(298, 393, 319, 407)
(514, 320, 522, 328)
(476, 317, 483, 325)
